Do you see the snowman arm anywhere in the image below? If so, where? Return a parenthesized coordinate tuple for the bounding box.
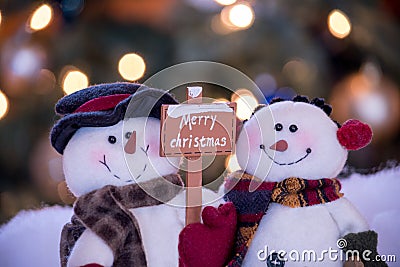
(67, 229, 114, 267)
(326, 197, 369, 236)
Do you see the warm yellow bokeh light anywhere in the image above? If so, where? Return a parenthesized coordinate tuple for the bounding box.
(232, 89, 259, 120)
(228, 3, 254, 29)
(213, 98, 230, 103)
(231, 89, 253, 102)
(211, 14, 236, 35)
(118, 53, 146, 81)
(62, 70, 89, 95)
(0, 90, 9, 120)
(0, 10, 2, 27)
(214, 0, 237, 6)
(225, 154, 241, 172)
(29, 4, 53, 31)
(328, 9, 351, 39)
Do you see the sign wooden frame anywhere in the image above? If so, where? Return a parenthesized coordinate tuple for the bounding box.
(160, 103, 236, 157)
(159, 87, 236, 225)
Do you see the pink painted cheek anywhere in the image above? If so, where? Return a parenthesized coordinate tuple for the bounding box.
(243, 126, 264, 153)
(144, 135, 159, 158)
(89, 150, 106, 163)
(290, 132, 314, 150)
(146, 143, 160, 158)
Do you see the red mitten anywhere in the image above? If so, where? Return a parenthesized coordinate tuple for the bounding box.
(179, 202, 237, 267)
(81, 264, 104, 267)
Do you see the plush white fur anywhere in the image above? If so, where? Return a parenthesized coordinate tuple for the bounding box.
(64, 117, 179, 267)
(341, 168, 400, 263)
(63, 117, 222, 267)
(237, 102, 348, 181)
(68, 229, 114, 267)
(63, 117, 179, 197)
(0, 190, 222, 267)
(67, 188, 222, 267)
(237, 102, 369, 266)
(2, 168, 398, 267)
(132, 188, 224, 267)
(0, 206, 73, 267)
(0, 116, 223, 267)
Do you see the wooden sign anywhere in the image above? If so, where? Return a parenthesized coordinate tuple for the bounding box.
(160, 87, 236, 225)
(160, 103, 236, 157)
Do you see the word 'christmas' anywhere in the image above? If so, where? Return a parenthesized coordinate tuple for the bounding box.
(169, 113, 226, 149)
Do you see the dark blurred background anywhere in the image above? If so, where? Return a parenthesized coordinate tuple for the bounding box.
(0, 0, 399, 223)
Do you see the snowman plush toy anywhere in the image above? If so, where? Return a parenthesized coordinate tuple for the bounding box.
(179, 96, 386, 267)
(51, 82, 187, 267)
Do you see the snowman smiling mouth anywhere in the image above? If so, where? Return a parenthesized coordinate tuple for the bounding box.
(260, 140, 312, 166)
(98, 151, 148, 183)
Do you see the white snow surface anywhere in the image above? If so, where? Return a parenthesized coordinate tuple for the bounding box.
(0, 168, 399, 266)
(0, 205, 73, 267)
(341, 167, 400, 266)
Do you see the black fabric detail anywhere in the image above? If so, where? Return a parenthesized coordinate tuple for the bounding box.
(342, 230, 388, 267)
(50, 82, 178, 154)
(252, 104, 267, 115)
(269, 97, 285, 104)
(292, 95, 310, 103)
(251, 95, 338, 126)
(56, 82, 140, 114)
(311, 97, 332, 116)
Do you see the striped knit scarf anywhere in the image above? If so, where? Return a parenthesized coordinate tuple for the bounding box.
(60, 174, 183, 267)
(224, 171, 343, 266)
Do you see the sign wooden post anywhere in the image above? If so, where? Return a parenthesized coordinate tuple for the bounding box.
(185, 87, 203, 225)
(160, 86, 236, 225)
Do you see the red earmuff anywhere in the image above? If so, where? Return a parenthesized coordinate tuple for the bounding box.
(337, 119, 373, 151)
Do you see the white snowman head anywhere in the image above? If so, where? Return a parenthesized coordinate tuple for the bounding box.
(50, 83, 180, 197)
(236, 96, 372, 182)
(63, 117, 179, 197)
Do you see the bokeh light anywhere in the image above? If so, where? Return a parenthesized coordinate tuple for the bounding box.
(0, 10, 2, 27)
(232, 89, 259, 120)
(10, 48, 42, 78)
(255, 73, 277, 95)
(212, 97, 230, 103)
(36, 69, 56, 94)
(0, 90, 10, 120)
(214, 0, 237, 6)
(58, 181, 76, 204)
(29, 4, 53, 31)
(211, 14, 235, 35)
(62, 68, 89, 95)
(354, 92, 388, 125)
(118, 53, 146, 81)
(220, 3, 254, 31)
(228, 3, 254, 29)
(225, 154, 240, 172)
(330, 69, 400, 141)
(282, 58, 316, 90)
(61, 0, 85, 16)
(328, 9, 351, 39)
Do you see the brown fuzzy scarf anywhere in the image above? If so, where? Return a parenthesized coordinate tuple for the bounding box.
(60, 174, 183, 267)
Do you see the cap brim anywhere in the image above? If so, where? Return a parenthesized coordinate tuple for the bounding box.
(50, 88, 178, 154)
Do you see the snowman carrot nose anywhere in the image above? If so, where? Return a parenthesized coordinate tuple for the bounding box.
(270, 140, 288, 152)
(124, 131, 137, 154)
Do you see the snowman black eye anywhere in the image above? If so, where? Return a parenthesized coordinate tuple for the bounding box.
(125, 132, 132, 139)
(108, 136, 117, 144)
(274, 123, 283, 131)
(289, 124, 298, 133)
